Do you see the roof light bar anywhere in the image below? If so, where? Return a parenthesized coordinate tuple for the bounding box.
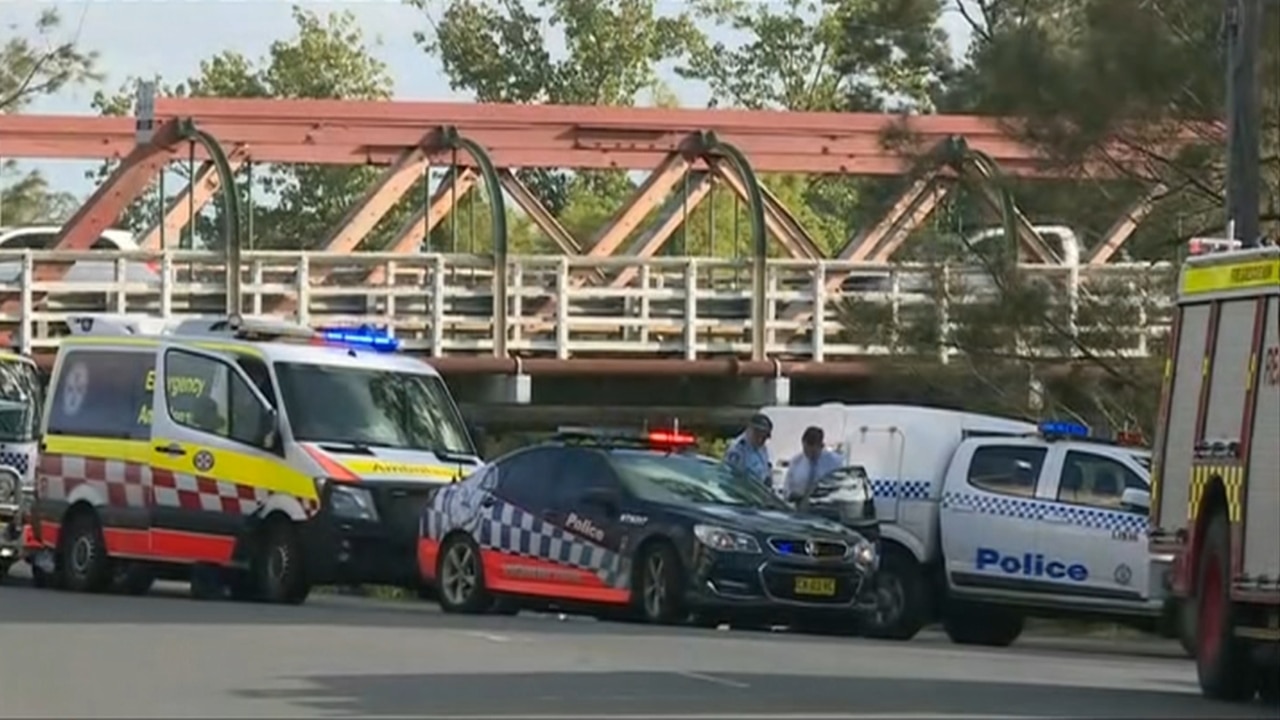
(553, 426, 697, 447)
(1038, 420, 1091, 439)
(317, 325, 400, 352)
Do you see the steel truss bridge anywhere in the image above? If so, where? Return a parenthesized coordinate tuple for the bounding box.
(1, 96, 1196, 376)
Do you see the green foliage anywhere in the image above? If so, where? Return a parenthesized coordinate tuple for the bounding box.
(1, 9, 99, 225)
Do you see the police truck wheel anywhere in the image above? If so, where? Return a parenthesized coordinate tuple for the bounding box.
(860, 548, 928, 640)
(942, 602, 1024, 647)
(1195, 512, 1256, 701)
(59, 513, 112, 593)
(255, 521, 310, 605)
(634, 541, 686, 624)
(436, 534, 490, 614)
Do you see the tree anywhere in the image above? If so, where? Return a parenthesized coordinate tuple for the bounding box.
(408, 0, 706, 236)
(89, 7, 402, 250)
(1, 9, 99, 226)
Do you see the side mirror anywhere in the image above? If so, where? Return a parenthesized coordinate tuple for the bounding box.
(260, 407, 280, 450)
(581, 486, 620, 513)
(1120, 487, 1150, 513)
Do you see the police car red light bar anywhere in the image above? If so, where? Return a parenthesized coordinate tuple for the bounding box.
(1115, 430, 1145, 447)
(647, 430, 696, 446)
(1188, 237, 1242, 255)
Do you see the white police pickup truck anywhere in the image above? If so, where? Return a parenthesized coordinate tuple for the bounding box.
(764, 404, 1179, 648)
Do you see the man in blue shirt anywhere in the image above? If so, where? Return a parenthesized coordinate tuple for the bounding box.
(724, 413, 774, 487)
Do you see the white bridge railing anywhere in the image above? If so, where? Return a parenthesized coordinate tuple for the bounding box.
(0, 250, 1177, 361)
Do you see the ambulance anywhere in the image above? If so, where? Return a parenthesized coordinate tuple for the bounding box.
(764, 404, 1176, 647)
(23, 315, 483, 603)
(1147, 240, 1279, 702)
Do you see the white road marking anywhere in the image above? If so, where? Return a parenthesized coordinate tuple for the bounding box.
(461, 630, 511, 643)
(676, 670, 751, 689)
(374, 714, 1033, 720)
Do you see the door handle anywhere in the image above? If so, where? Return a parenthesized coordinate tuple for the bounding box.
(154, 444, 187, 457)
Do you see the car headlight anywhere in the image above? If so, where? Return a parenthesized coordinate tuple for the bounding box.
(849, 539, 878, 568)
(693, 524, 761, 553)
(328, 484, 378, 522)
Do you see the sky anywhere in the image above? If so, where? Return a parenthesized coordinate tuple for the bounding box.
(4, 0, 975, 201)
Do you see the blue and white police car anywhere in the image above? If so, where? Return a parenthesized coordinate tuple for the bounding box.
(763, 404, 1176, 648)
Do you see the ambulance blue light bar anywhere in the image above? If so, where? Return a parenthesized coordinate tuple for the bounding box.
(317, 326, 400, 352)
(1038, 420, 1090, 439)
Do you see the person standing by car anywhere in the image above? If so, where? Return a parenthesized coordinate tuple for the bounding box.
(724, 413, 774, 487)
(783, 426, 844, 508)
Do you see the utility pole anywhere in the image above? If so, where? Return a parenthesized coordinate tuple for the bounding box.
(1224, 0, 1264, 247)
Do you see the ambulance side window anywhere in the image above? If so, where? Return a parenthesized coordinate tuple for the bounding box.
(234, 356, 276, 408)
(1057, 451, 1145, 511)
(46, 349, 154, 440)
(164, 351, 266, 447)
(966, 446, 1046, 499)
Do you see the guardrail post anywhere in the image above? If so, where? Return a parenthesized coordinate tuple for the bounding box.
(430, 255, 445, 357)
(812, 261, 826, 362)
(683, 258, 698, 361)
(18, 252, 33, 355)
(159, 251, 173, 319)
(295, 254, 310, 326)
(250, 259, 263, 316)
(890, 269, 902, 351)
(639, 262, 652, 346)
(938, 264, 951, 364)
(695, 131, 766, 361)
(510, 261, 524, 348)
(113, 256, 128, 313)
(384, 259, 398, 330)
(555, 256, 569, 360)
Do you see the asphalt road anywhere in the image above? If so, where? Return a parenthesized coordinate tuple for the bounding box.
(0, 575, 1275, 719)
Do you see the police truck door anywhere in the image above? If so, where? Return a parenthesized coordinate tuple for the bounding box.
(147, 344, 277, 566)
(941, 439, 1058, 593)
(1036, 448, 1151, 601)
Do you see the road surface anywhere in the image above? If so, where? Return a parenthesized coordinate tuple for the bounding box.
(0, 577, 1274, 719)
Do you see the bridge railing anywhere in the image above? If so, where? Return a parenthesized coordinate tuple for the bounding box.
(0, 250, 1177, 360)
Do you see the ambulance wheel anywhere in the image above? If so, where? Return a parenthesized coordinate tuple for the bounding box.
(59, 512, 113, 594)
(436, 534, 491, 614)
(860, 548, 928, 640)
(942, 602, 1024, 647)
(1195, 512, 1256, 701)
(255, 520, 310, 605)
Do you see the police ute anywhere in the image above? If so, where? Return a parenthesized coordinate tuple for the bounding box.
(763, 404, 1178, 647)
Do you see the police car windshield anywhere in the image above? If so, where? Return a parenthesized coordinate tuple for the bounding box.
(0, 360, 39, 441)
(274, 363, 475, 456)
(610, 451, 789, 509)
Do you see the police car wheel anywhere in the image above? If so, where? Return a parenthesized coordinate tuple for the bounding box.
(59, 513, 112, 593)
(437, 534, 490, 614)
(256, 521, 310, 605)
(1195, 512, 1256, 701)
(860, 549, 927, 641)
(635, 542, 686, 624)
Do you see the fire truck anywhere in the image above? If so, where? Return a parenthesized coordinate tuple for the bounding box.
(1150, 239, 1279, 702)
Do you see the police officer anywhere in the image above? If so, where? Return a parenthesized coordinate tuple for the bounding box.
(724, 413, 773, 486)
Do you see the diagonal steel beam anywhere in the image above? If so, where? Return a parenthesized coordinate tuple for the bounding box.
(497, 169, 582, 255)
(842, 173, 943, 261)
(320, 144, 432, 253)
(363, 168, 479, 286)
(956, 158, 1060, 264)
(708, 161, 816, 259)
(1087, 183, 1169, 264)
(587, 154, 691, 256)
(610, 172, 715, 289)
(139, 148, 248, 250)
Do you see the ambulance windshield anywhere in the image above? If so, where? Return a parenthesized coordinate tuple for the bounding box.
(274, 362, 475, 457)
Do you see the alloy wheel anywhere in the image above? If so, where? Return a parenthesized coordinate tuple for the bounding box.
(643, 554, 667, 618)
(442, 543, 478, 606)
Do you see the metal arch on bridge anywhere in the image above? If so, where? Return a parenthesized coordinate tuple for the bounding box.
(0, 97, 1199, 378)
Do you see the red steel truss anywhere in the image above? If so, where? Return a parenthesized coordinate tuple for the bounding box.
(2, 97, 1204, 323)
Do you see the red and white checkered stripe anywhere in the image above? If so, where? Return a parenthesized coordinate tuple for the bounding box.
(38, 453, 314, 516)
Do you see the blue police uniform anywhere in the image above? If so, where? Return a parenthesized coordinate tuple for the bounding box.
(724, 432, 772, 486)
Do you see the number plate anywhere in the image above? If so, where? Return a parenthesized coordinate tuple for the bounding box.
(793, 576, 837, 596)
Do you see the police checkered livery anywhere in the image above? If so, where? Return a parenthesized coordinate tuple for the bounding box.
(941, 491, 1149, 534)
(870, 479, 932, 501)
(424, 474, 630, 590)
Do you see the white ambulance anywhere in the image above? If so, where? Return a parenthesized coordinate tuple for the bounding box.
(764, 404, 1177, 647)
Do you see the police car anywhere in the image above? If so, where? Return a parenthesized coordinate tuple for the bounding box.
(764, 404, 1175, 647)
(418, 427, 880, 625)
(24, 314, 483, 603)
